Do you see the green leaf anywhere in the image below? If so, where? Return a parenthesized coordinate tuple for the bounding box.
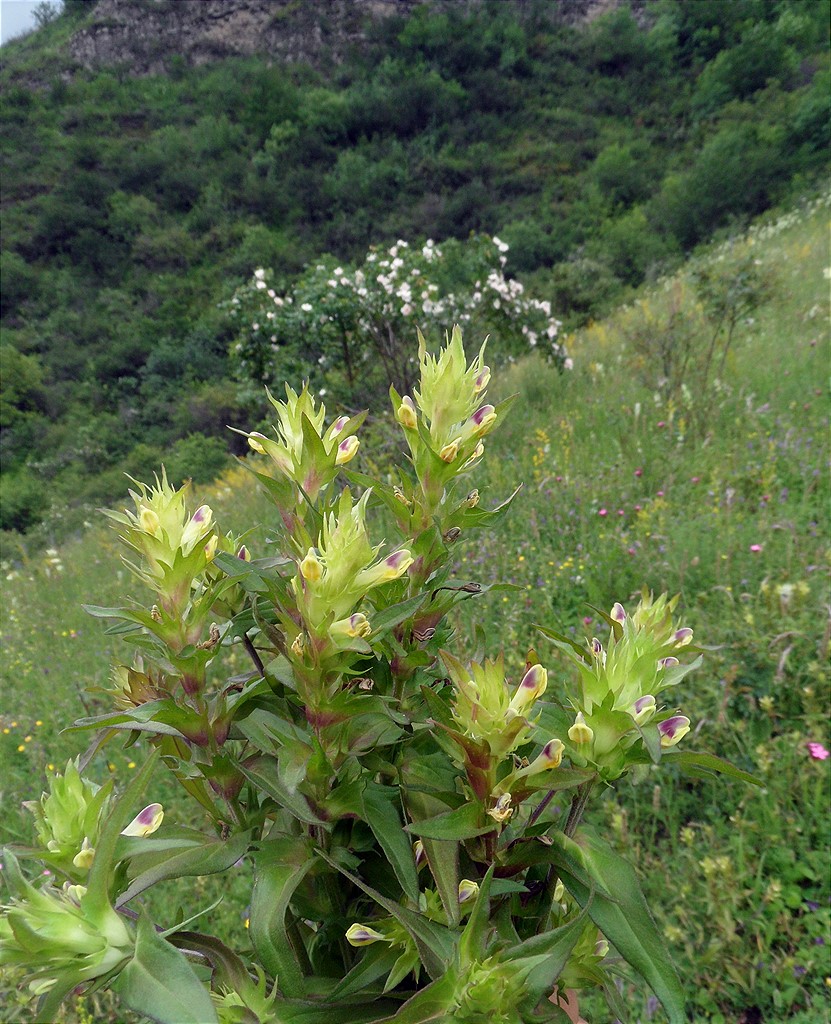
(534, 624, 591, 663)
(362, 782, 420, 902)
(115, 829, 250, 908)
(328, 943, 402, 1001)
(168, 930, 251, 994)
(316, 850, 454, 980)
(507, 903, 590, 1007)
(84, 751, 160, 922)
(249, 838, 316, 998)
(663, 750, 762, 786)
(552, 826, 686, 1024)
(458, 866, 494, 967)
(239, 755, 328, 825)
(405, 801, 493, 841)
(374, 968, 460, 1023)
(112, 910, 218, 1024)
(370, 591, 429, 635)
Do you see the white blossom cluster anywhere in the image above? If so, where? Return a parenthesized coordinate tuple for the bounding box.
(225, 234, 568, 394)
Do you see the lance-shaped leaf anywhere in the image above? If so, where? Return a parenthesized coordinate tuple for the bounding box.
(662, 750, 762, 786)
(373, 965, 461, 1024)
(550, 826, 686, 1024)
(506, 901, 591, 1009)
(405, 801, 493, 841)
(249, 838, 316, 998)
(328, 942, 403, 1001)
(361, 782, 420, 902)
(115, 828, 251, 908)
(112, 910, 218, 1024)
(316, 850, 454, 980)
(84, 751, 160, 922)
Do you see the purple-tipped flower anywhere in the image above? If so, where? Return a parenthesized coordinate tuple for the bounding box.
(631, 694, 657, 724)
(658, 656, 680, 670)
(590, 637, 606, 665)
(611, 602, 626, 623)
(413, 840, 426, 868)
(120, 803, 164, 837)
(674, 628, 693, 647)
(658, 716, 690, 748)
(458, 879, 480, 903)
(335, 435, 360, 465)
(329, 415, 349, 438)
(237, 545, 250, 561)
(508, 663, 548, 716)
(346, 923, 387, 947)
(473, 365, 491, 392)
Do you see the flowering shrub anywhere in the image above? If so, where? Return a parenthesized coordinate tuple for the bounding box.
(226, 234, 568, 404)
(1, 328, 755, 1024)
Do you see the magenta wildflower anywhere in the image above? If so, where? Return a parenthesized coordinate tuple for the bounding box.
(750, 544, 763, 553)
(807, 742, 829, 761)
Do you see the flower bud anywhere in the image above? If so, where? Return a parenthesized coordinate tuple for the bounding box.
(247, 433, 267, 454)
(413, 840, 426, 868)
(611, 602, 626, 623)
(595, 938, 610, 958)
(439, 439, 460, 463)
(335, 435, 360, 465)
(393, 486, 412, 506)
(237, 545, 250, 561)
(508, 664, 548, 717)
(291, 633, 305, 658)
(120, 803, 164, 838)
(396, 396, 418, 429)
(329, 415, 349, 438)
(139, 507, 161, 537)
(658, 715, 690, 748)
(62, 882, 87, 904)
(568, 712, 594, 746)
(346, 923, 387, 947)
(72, 837, 95, 870)
(630, 694, 657, 724)
(473, 366, 491, 392)
(465, 489, 480, 508)
(299, 548, 323, 582)
(458, 879, 480, 903)
(553, 879, 565, 903)
(658, 656, 679, 670)
(204, 534, 218, 561)
(674, 628, 693, 647)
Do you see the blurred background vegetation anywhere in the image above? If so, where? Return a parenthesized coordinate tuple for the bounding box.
(1, 0, 828, 545)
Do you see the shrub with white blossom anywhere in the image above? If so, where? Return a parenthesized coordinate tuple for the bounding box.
(225, 234, 569, 404)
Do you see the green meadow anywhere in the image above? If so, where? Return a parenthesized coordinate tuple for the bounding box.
(1, 194, 829, 1022)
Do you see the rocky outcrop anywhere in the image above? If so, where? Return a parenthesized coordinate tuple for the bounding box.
(67, 0, 651, 76)
(68, 0, 423, 75)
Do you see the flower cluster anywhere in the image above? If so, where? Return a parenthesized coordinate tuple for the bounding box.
(545, 591, 701, 779)
(226, 233, 568, 405)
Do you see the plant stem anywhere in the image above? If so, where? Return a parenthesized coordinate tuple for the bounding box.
(564, 779, 595, 838)
(243, 632, 266, 677)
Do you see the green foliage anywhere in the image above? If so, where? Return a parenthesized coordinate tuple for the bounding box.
(0, 0, 827, 542)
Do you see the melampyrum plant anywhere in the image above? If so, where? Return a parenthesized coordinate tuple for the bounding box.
(0, 327, 758, 1024)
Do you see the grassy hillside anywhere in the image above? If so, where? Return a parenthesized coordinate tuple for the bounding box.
(1, 192, 828, 1022)
(1, 0, 829, 539)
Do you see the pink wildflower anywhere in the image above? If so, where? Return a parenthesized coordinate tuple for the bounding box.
(807, 742, 830, 761)
(598, 508, 608, 517)
(750, 544, 763, 553)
